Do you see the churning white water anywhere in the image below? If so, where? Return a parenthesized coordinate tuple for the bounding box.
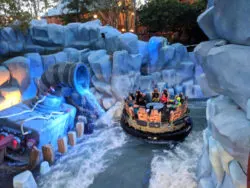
(38, 126, 127, 188)
(38, 100, 206, 188)
(149, 131, 203, 188)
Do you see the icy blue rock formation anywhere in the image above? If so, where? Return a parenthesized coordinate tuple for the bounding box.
(198, 0, 250, 46)
(196, 0, 250, 187)
(197, 97, 248, 188)
(0, 19, 207, 112)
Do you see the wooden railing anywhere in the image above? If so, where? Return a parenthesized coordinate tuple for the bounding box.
(169, 103, 188, 122)
(125, 101, 188, 124)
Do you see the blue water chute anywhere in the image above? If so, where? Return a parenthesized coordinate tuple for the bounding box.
(40, 63, 90, 95)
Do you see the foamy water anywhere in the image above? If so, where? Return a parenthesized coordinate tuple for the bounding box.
(38, 126, 127, 188)
(149, 132, 203, 188)
(37, 100, 206, 188)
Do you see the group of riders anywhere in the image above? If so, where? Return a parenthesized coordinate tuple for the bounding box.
(126, 88, 187, 120)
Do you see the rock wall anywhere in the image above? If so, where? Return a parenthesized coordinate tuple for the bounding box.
(0, 20, 210, 111)
(195, 1, 250, 187)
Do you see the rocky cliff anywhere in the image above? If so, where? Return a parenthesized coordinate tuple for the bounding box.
(195, 1, 249, 187)
(0, 20, 210, 111)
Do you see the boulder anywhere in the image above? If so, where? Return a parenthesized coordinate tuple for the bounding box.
(112, 50, 142, 75)
(102, 97, 116, 110)
(47, 24, 65, 46)
(0, 27, 16, 41)
(13, 170, 37, 188)
(31, 25, 49, 45)
(0, 41, 9, 56)
(171, 43, 188, 62)
(99, 26, 121, 53)
(3, 57, 31, 92)
(78, 24, 90, 42)
(198, 177, 214, 188)
(0, 66, 10, 86)
(92, 76, 112, 96)
(78, 21, 100, 46)
(247, 99, 250, 120)
(40, 161, 51, 175)
(176, 61, 195, 83)
(24, 53, 44, 78)
(216, 141, 234, 174)
(207, 0, 214, 8)
(203, 128, 211, 151)
(41, 54, 56, 71)
(229, 160, 247, 188)
(24, 44, 45, 54)
(161, 69, 176, 88)
(0, 87, 21, 103)
(182, 80, 194, 98)
(194, 64, 204, 82)
(54, 52, 68, 63)
(208, 136, 224, 185)
(118, 32, 139, 54)
(138, 40, 149, 65)
(198, 74, 218, 98)
(147, 37, 168, 73)
(138, 75, 154, 93)
(79, 49, 91, 63)
(196, 44, 250, 111)
(213, 0, 250, 46)
(197, 6, 218, 40)
(192, 85, 204, 99)
(197, 147, 212, 180)
(88, 50, 112, 83)
(210, 96, 250, 172)
(63, 48, 80, 63)
(168, 88, 175, 97)
(194, 40, 219, 66)
(220, 174, 235, 188)
(174, 85, 183, 95)
(95, 102, 123, 126)
(157, 82, 167, 92)
(30, 19, 47, 26)
(64, 23, 80, 47)
(8, 41, 24, 53)
(0, 88, 21, 111)
(151, 72, 162, 83)
(111, 73, 139, 100)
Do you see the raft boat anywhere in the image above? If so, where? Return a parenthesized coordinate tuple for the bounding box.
(121, 99, 192, 141)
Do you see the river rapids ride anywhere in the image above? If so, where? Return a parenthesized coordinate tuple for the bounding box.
(120, 93, 192, 141)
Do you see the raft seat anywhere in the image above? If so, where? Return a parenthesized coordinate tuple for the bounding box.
(138, 107, 148, 122)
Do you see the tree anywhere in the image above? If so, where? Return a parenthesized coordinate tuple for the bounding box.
(138, 0, 207, 44)
(0, 0, 58, 31)
(0, 0, 32, 31)
(62, 0, 136, 30)
(61, 0, 92, 24)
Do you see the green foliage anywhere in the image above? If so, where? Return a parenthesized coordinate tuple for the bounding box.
(138, 0, 207, 44)
(0, 0, 32, 32)
(61, 0, 92, 24)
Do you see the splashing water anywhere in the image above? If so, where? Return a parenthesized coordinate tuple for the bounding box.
(37, 100, 206, 188)
(149, 131, 203, 188)
(38, 126, 127, 188)
(83, 90, 105, 116)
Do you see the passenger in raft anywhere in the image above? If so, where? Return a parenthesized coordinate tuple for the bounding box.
(127, 94, 135, 107)
(179, 93, 185, 104)
(160, 89, 169, 104)
(135, 90, 146, 106)
(175, 95, 182, 107)
(152, 88, 160, 102)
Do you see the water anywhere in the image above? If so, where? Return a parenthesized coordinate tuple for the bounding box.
(38, 100, 207, 188)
